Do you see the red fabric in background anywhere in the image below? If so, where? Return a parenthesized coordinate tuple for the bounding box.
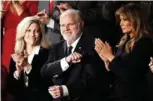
(49, 0, 54, 13)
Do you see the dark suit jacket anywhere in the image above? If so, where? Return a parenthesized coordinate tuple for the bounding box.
(41, 33, 109, 101)
(7, 47, 52, 101)
(109, 37, 153, 101)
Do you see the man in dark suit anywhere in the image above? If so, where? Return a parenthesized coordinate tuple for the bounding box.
(41, 9, 109, 101)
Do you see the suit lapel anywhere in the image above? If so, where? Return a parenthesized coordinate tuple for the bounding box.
(63, 41, 67, 57)
(74, 34, 85, 54)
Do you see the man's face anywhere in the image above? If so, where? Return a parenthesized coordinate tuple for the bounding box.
(60, 13, 83, 44)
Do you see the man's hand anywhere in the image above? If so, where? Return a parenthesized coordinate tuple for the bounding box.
(56, 3, 72, 13)
(36, 10, 50, 24)
(62, 3, 72, 10)
(48, 85, 63, 99)
(65, 52, 82, 64)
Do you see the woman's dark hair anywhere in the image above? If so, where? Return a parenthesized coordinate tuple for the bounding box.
(115, 3, 153, 53)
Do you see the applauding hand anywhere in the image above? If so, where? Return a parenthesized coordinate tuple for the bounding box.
(11, 51, 30, 75)
(95, 38, 114, 62)
(149, 57, 153, 73)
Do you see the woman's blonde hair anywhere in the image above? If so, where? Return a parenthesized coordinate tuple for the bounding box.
(14, 16, 49, 54)
(115, 3, 152, 53)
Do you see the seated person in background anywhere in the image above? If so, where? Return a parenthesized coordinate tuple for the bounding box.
(95, 3, 153, 101)
(7, 16, 52, 101)
(36, 1, 114, 45)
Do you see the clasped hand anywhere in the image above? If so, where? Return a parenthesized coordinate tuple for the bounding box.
(95, 38, 115, 71)
(95, 38, 114, 62)
(66, 52, 82, 64)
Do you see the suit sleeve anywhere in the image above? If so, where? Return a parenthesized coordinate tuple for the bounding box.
(7, 58, 24, 95)
(41, 45, 63, 78)
(66, 62, 96, 100)
(109, 38, 153, 82)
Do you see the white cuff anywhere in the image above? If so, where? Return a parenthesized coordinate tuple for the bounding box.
(62, 85, 69, 96)
(60, 58, 69, 71)
(13, 71, 20, 80)
(47, 18, 54, 28)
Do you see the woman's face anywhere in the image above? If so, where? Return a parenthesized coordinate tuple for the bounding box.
(119, 15, 133, 35)
(24, 22, 41, 46)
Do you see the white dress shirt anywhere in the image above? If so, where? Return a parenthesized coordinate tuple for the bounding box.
(47, 18, 55, 29)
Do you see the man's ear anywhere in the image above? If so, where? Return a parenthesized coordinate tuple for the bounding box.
(80, 21, 84, 28)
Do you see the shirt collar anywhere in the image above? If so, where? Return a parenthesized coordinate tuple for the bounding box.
(32, 45, 40, 55)
(27, 45, 40, 65)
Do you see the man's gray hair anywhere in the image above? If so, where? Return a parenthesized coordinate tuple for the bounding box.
(60, 9, 82, 22)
